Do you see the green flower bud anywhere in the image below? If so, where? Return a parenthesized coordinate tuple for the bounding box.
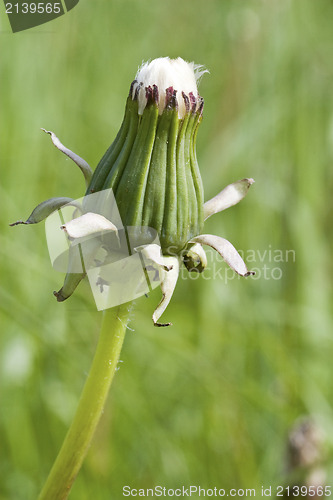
(11, 57, 256, 325)
(86, 57, 206, 255)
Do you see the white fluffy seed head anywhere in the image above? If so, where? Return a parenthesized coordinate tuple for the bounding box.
(132, 57, 208, 119)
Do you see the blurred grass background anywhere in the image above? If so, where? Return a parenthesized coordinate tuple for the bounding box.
(1, 0, 333, 498)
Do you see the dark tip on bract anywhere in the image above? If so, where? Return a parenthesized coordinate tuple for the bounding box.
(154, 321, 172, 327)
(188, 92, 196, 113)
(9, 220, 29, 226)
(165, 86, 174, 107)
(129, 80, 137, 98)
(134, 82, 143, 101)
(145, 85, 157, 107)
(182, 91, 190, 113)
(53, 290, 67, 302)
(152, 84, 159, 104)
(198, 96, 204, 116)
(165, 87, 178, 111)
(145, 85, 152, 101)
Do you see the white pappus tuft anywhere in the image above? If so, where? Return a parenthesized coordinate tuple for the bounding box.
(132, 57, 208, 118)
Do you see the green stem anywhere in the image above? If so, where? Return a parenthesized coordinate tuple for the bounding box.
(38, 302, 132, 500)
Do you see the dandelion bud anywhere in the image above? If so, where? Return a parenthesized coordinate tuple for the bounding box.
(12, 57, 255, 323)
(87, 57, 207, 255)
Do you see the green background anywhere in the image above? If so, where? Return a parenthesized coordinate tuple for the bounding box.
(1, 1, 333, 498)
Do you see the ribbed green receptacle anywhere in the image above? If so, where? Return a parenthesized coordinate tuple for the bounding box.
(86, 92, 204, 255)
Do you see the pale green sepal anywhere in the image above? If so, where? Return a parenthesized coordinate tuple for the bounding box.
(10, 197, 75, 226)
(54, 271, 86, 302)
(183, 242, 207, 273)
(53, 243, 86, 302)
(152, 256, 180, 327)
(89, 97, 138, 195)
(135, 244, 173, 271)
(54, 228, 108, 301)
(203, 178, 254, 221)
(115, 104, 159, 227)
(42, 128, 93, 187)
(190, 234, 255, 277)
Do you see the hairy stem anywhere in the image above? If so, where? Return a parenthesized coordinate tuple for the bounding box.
(38, 302, 132, 500)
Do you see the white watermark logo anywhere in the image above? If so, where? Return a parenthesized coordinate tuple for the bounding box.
(179, 246, 295, 283)
(45, 189, 296, 310)
(45, 189, 166, 310)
